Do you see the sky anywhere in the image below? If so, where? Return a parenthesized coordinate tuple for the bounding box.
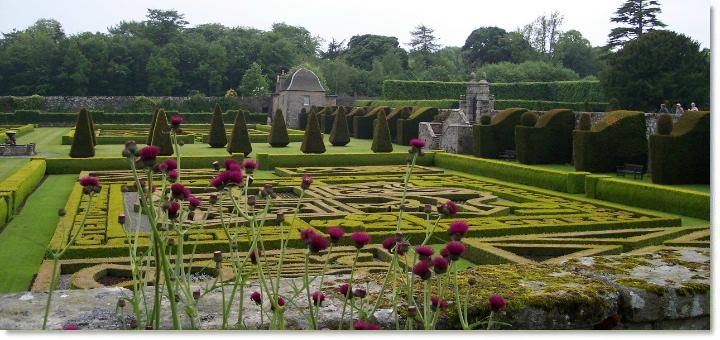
(0, 0, 711, 49)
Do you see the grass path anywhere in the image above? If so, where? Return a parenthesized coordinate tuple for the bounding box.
(0, 175, 76, 293)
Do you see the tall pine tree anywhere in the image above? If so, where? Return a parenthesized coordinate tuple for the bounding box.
(608, 0, 666, 49)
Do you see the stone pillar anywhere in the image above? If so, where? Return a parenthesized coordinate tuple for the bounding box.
(464, 73, 491, 123)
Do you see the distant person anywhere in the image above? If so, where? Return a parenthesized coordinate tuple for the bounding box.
(675, 103, 684, 114)
(659, 104, 670, 113)
(690, 102, 699, 111)
(267, 115, 272, 124)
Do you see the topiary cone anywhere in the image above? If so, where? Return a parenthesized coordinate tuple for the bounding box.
(268, 109, 290, 147)
(301, 109, 326, 153)
(227, 110, 253, 156)
(147, 108, 160, 145)
(150, 109, 173, 156)
(208, 104, 228, 148)
(371, 111, 393, 153)
(87, 109, 97, 146)
(69, 108, 95, 158)
(329, 106, 350, 146)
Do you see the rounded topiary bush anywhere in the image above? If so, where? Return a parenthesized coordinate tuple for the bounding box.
(656, 113, 674, 135)
(520, 111, 538, 127)
(480, 115, 492, 125)
(579, 112, 592, 131)
(208, 104, 228, 148)
(268, 109, 290, 147)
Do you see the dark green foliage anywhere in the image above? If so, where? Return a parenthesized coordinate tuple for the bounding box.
(87, 109, 97, 146)
(146, 108, 159, 145)
(608, 98, 620, 111)
(371, 111, 393, 153)
(461, 27, 512, 68)
(0, 109, 267, 126)
(345, 107, 366, 132)
(650, 111, 709, 184)
(69, 108, 95, 158)
(472, 108, 527, 158)
(583, 101, 592, 112)
(396, 107, 439, 145)
(318, 106, 336, 134)
(520, 111, 538, 127)
(268, 109, 290, 147)
(656, 113, 673, 135)
(227, 110, 253, 156)
(354, 106, 389, 139)
(382, 80, 606, 102)
(386, 106, 413, 140)
(480, 115, 492, 125)
(354, 99, 459, 109)
(300, 110, 325, 153)
(608, 0, 666, 49)
(579, 113, 592, 131)
(329, 107, 350, 146)
(515, 109, 575, 165)
(150, 109, 173, 156)
(573, 110, 647, 172)
(494, 100, 607, 112)
(208, 104, 227, 148)
(297, 107, 308, 131)
(600, 30, 710, 111)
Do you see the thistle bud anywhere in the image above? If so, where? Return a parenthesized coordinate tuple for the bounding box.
(213, 251, 223, 263)
(193, 290, 201, 300)
(247, 195, 257, 206)
(118, 214, 126, 224)
(117, 299, 126, 308)
(209, 194, 218, 205)
(58, 208, 66, 217)
(212, 161, 220, 171)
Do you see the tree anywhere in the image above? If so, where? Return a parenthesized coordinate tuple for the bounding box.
(329, 107, 350, 146)
(521, 11, 564, 59)
(500, 31, 538, 63)
(554, 30, 603, 77)
(69, 108, 95, 158)
(409, 25, 440, 58)
(600, 30, 709, 111)
(476, 61, 579, 83)
(461, 27, 512, 68)
(371, 111, 393, 153)
(150, 109, 173, 155)
(146, 54, 180, 95)
(301, 109, 326, 153)
(227, 110, 253, 155)
(608, 0, 666, 49)
(144, 9, 189, 46)
(268, 109, 290, 147)
(344, 34, 408, 71)
(321, 38, 345, 60)
(239, 62, 270, 97)
(208, 104, 227, 148)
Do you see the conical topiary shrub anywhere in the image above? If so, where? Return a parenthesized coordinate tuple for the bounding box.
(151, 109, 173, 156)
(301, 110, 326, 153)
(69, 108, 95, 158)
(147, 108, 160, 145)
(371, 111, 393, 153)
(87, 110, 97, 146)
(268, 109, 290, 147)
(227, 110, 253, 155)
(329, 106, 350, 146)
(208, 104, 228, 148)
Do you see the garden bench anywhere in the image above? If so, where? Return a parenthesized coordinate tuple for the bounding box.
(498, 149, 516, 161)
(616, 163, 644, 180)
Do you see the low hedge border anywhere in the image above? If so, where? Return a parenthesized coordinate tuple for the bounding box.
(0, 159, 47, 213)
(354, 99, 459, 109)
(0, 124, 35, 137)
(40, 154, 245, 174)
(434, 152, 589, 194)
(0, 110, 267, 126)
(257, 152, 436, 170)
(585, 176, 710, 220)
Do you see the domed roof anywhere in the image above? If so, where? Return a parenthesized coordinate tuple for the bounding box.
(283, 68, 326, 92)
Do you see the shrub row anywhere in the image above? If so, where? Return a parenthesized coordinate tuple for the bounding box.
(573, 111, 648, 173)
(354, 99, 459, 109)
(0, 110, 267, 125)
(256, 152, 436, 171)
(383, 80, 607, 102)
(42, 154, 245, 174)
(0, 95, 259, 113)
(495, 100, 608, 112)
(473, 108, 527, 158)
(649, 111, 710, 185)
(585, 175, 710, 220)
(396, 107, 439, 145)
(434, 152, 589, 194)
(0, 124, 34, 137)
(0, 159, 46, 216)
(515, 109, 575, 165)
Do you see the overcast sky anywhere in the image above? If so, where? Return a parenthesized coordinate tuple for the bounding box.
(0, 0, 711, 49)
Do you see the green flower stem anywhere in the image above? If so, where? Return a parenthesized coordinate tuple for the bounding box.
(338, 248, 360, 330)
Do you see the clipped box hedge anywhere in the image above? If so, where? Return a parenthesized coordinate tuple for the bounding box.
(0, 193, 9, 229)
(354, 99, 459, 109)
(0, 110, 267, 125)
(649, 111, 710, 185)
(495, 100, 607, 112)
(0, 159, 46, 213)
(515, 109, 575, 165)
(585, 175, 710, 220)
(396, 107, 439, 145)
(473, 108, 527, 158)
(43, 154, 245, 174)
(573, 111, 647, 173)
(257, 152, 436, 170)
(434, 152, 589, 194)
(383, 80, 607, 102)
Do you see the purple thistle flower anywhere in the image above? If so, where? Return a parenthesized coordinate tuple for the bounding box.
(167, 201, 181, 219)
(301, 175, 313, 190)
(62, 324, 81, 330)
(163, 159, 178, 172)
(448, 220, 470, 240)
(382, 237, 396, 251)
(307, 233, 329, 253)
(415, 245, 435, 260)
(353, 320, 382, 330)
(249, 249, 262, 264)
(225, 159, 241, 171)
(409, 138, 426, 149)
(311, 291, 326, 306)
(431, 295, 449, 310)
(300, 228, 317, 242)
(170, 183, 186, 199)
(326, 227, 345, 244)
(188, 196, 201, 209)
(445, 241, 466, 260)
(412, 260, 432, 280)
(338, 283, 352, 298)
(489, 294, 507, 310)
(167, 169, 179, 182)
(170, 115, 183, 127)
(432, 256, 449, 274)
(138, 145, 160, 161)
(439, 200, 460, 216)
(79, 176, 99, 187)
(350, 231, 371, 249)
(241, 159, 258, 173)
(250, 291, 262, 305)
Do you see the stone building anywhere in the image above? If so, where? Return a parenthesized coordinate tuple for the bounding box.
(271, 68, 337, 129)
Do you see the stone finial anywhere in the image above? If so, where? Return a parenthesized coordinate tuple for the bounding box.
(469, 72, 477, 81)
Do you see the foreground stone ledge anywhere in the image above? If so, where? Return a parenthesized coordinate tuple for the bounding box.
(0, 248, 709, 330)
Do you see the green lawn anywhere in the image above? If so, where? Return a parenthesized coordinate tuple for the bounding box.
(0, 174, 77, 293)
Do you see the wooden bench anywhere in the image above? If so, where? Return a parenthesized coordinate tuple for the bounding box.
(498, 150, 516, 161)
(616, 163, 644, 180)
